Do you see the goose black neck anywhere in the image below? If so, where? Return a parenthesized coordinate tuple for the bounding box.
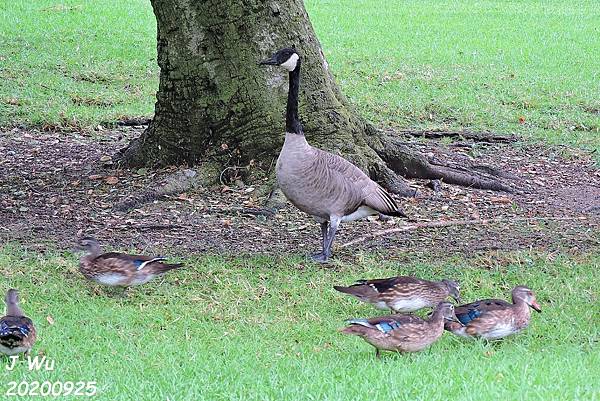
(286, 61, 303, 135)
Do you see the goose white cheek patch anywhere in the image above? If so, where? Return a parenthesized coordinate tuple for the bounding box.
(280, 53, 299, 71)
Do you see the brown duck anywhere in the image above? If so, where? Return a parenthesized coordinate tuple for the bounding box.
(77, 237, 183, 287)
(334, 276, 461, 313)
(259, 48, 406, 263)
(0, 289, 36, 356)
(445, 286, 542, 340)
(341, 302, 459, 357)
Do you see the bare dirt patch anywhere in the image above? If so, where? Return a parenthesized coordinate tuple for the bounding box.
(1, 126, 598, 259)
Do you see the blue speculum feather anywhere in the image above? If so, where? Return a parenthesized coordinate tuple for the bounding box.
(0, 322, 9, 336)
(457, 309, 482, 325)
(0, 322, 29, 337)
(375, 321, 401, 333)
(133, 260, 144, 268)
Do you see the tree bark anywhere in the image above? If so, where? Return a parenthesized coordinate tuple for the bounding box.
(116, 0, 513, 196)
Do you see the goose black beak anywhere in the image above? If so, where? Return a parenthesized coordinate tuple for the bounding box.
(259, 57, 278, 66)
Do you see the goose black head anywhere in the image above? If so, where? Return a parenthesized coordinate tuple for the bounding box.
(259, 48, 300, 71)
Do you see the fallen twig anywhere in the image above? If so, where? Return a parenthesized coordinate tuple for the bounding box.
(340, 216, 589, 248)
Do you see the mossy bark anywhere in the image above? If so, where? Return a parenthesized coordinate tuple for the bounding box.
(117, 0, 512, 196)
(118, 0, 369, 165)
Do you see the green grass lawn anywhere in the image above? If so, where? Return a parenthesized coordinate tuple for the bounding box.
(1, 246, 598, 400)
(2, 1, 599, 400)
(0, 0, 157, 128)
(1, 0, 598, 150)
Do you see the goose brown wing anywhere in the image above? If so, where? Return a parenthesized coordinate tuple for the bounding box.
(316, 149, 401, 215)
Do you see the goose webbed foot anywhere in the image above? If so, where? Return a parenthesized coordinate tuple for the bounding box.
(309, 252, 330, 264)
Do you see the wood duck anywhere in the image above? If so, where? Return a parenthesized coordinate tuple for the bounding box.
(334, 276, 461, 313)
(0, 289, 36, 356)
(77, 237, 184, 287)
(444, 286, 542, 340)
(341, 302, 459, 357)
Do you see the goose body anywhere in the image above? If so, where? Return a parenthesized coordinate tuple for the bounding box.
(77, 238, 183, 287)
(334, 276, 461, 313)
(341, 302, 459, 357)
(0, 289, 36, 356)
(445, 286, 541, 340)
(260, 48, 406, 262)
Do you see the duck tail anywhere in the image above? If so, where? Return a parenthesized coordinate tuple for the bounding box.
(333, 285, 355, 295)
(339, 320, 375, 336)
(333, 282, 373, 298)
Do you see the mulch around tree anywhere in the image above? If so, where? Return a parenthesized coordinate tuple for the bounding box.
(1, 126, 598, 261)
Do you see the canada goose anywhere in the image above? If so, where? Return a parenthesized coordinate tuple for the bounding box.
(259, 48, 407, 262)
(76, 237, 184, 287)
(0, 289, 37, 356)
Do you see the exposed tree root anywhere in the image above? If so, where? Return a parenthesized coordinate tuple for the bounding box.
(370, 134, 516, 193)
(113, 168, 203, 212)
(115, 117, 153, 127)
(397, 130, 518, 143)
(339, 216, 589, 249)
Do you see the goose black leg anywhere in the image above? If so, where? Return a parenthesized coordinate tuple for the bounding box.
(311, 217, 340, 263)
(310, 221, 330, 263)
(320, 221, 329, 251)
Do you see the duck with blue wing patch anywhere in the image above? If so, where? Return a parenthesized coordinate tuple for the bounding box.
(0, 289, 36, 356)
(334, 276, 461, 313)
(76, 237, 184, 287)
(444, 286, 541, 340)
(341, 302, 460, 357)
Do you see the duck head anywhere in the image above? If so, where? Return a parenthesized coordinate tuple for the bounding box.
(436, 302, 461, 324)
(4, 289, 24, 317)
(512, 286, 542, 313)
(5, 289, 18, 306)
(76, 237, 101, 256)
(259, 48, 300, 71)
(442, 279, 461, 303)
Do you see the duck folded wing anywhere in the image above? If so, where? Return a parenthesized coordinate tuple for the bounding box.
(464, 309, 512, 333)
(0, 317, 36, 344)
(455, 299, 511, 325)
(361, 314, 424, 330)
(94, 253, 178, 271)
(358, 277, 418, 293)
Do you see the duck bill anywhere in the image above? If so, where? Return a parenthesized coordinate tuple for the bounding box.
(452, 295, 462, 304)
(529, 300, 542, 313)
(445, 316, 463, 325)
(258, 57, 278, 66)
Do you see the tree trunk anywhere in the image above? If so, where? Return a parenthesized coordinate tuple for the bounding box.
(116, 0, 513, 197)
